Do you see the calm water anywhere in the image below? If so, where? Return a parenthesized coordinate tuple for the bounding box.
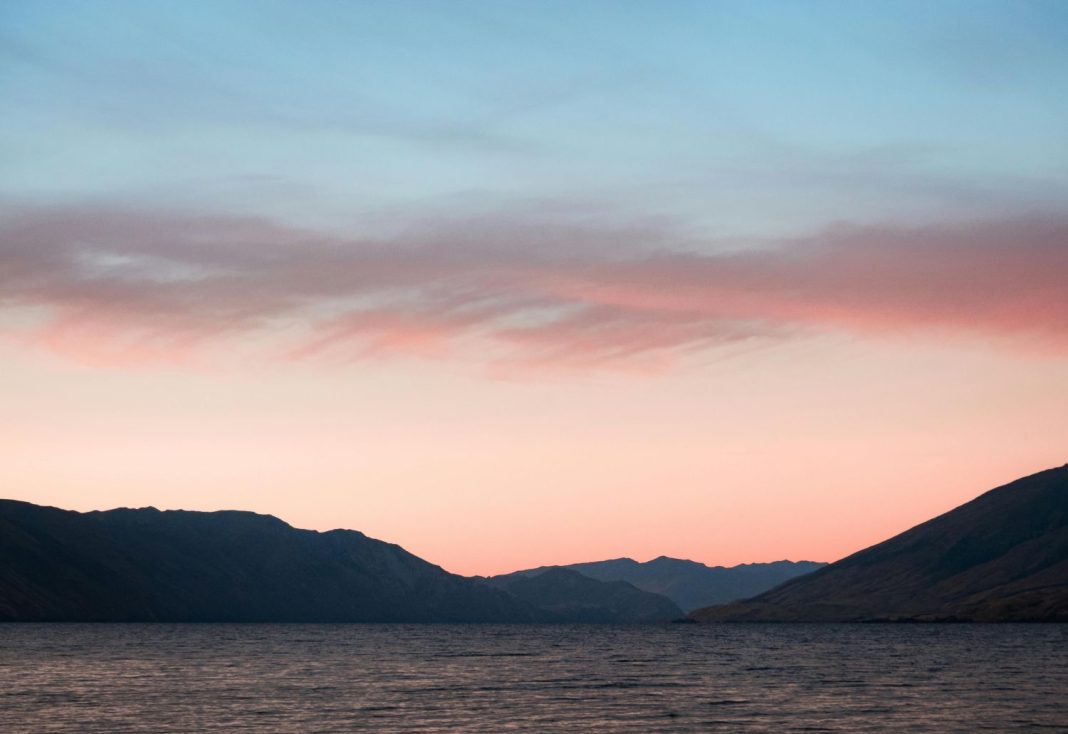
(1, 624, 1065, 733)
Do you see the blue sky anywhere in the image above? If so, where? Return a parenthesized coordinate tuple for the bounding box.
(4, 0, 1067, 239)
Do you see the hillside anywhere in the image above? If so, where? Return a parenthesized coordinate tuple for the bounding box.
(486, 567, 683, 622)
(692, 465, 1068, 622)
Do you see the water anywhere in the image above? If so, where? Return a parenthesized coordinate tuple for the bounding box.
(1, 624, 1065, 733)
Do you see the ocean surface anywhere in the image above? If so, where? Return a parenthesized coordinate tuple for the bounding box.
(1, 623, 1065, 733)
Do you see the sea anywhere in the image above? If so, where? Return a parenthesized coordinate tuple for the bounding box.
(1, 623, 1065, 733)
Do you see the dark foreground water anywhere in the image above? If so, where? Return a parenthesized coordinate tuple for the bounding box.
(1, 624, 1066, 733)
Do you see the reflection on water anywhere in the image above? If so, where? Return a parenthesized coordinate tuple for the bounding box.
(2, 623, 1066, 732)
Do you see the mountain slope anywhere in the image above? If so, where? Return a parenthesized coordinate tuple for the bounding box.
(692, 464, 1068, 622)
(557, 557, 825, 612)
(0, 500, 547, 622)
(486, 567, 682, 622)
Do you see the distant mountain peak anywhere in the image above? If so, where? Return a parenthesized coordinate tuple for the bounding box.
(505, 556, 826, 613)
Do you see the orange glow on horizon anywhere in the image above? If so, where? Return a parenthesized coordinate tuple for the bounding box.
(3, 335, 1064, 577)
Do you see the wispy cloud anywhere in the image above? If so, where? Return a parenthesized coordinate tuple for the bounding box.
(1, 204, 1065, 372)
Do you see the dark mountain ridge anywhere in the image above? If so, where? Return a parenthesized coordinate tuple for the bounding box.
(0, 500, 546, 622)
(692, 464, 1068, 622)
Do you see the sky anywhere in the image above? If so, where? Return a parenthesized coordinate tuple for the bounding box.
(1, 0, 1066, 575)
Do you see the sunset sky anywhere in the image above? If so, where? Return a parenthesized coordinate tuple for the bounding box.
(2, 0, 1066, 575)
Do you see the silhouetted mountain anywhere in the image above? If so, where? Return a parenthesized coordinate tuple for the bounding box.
(551, 557, 825, 612)
(692, 465, 1068, 622)
(485, 568, 682, 622)
(0, 501, 548, 622)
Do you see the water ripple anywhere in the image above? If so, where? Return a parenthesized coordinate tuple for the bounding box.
(1, 623, 1066, 733)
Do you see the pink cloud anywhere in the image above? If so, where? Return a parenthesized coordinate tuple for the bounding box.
(1, 205, 1065, 372)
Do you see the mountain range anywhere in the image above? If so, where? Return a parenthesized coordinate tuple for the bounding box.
(692, 464, 1068, 622)
(0, 500, 690, 623)
(532, 557, 825, 612)
(3, 463, 1066, 623)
